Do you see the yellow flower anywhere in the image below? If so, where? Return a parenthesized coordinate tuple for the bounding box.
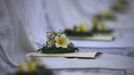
(17, 60, 37, 72)
(100, 11, 112, 16)
(75, 24, 88, 32)
(98, 22, 108, 30)
(55, 34, 70, 48)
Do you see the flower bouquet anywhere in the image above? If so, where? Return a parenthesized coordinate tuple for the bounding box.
(94, 11, 116, 21)
(7, 59, 53, 75)
(111, 0, 128, 12)
(63, 22, 115, 41)
(64, 23, 93, 37)
(91, 20, 114, 34)
(38, 32, 78, 53)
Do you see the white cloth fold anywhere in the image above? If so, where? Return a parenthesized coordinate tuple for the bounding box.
(0, 0, 134, 75)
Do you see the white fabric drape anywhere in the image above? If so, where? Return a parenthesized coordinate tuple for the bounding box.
(0, 0, 49, 74)
(44, 0, 114, 29)
(0, 0, 134, 75)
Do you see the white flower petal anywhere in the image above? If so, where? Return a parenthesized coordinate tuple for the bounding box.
(55, 36, 59, 41)
(60, 34, 66, 38)
(67, 39, 70, 44)
(55, 43, 60, 48)
(61, 45, 67, 48)
(64, 39, 69, 44)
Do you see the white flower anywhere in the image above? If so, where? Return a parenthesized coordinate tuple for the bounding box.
(55, 34, 70, 48)
(75, 24, 88, 32)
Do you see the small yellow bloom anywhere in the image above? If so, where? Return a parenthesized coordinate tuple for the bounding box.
(17, 60, 37, 72)
(98, 22, 108, 30)
(55, 34, 70, 48)
(75, 24, 88, 32)
(100, 11, 112, 16)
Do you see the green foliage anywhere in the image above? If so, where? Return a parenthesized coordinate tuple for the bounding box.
(64, 29, 93, 37)
(39, 43, 78, 53)
(91, 29, 113, 34)
(94, 13, 116, 21)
